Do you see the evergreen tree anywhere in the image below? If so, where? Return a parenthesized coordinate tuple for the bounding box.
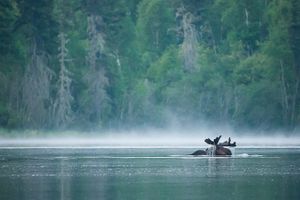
(0, 0, 299, 131)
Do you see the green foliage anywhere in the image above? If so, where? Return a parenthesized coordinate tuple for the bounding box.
(0, 0, 19, 55)
(136, 0, 176, 65)
(0, 0, 299, 131)
(147, 46, 182, 83)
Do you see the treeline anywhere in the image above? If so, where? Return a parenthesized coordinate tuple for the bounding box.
(0, 0, 299, 131)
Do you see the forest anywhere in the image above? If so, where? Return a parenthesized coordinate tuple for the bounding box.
(0, 0, 299, 132)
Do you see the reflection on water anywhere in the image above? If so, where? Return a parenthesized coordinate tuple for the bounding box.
(207, 157, 235, 178)
(0, 148, 300, 200)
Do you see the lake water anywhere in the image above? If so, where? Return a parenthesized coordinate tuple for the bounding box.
(0, 147, 299, 200)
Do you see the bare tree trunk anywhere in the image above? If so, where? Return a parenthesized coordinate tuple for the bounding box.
(207, 23, 217, 55)
(245, 8, 249, 27)
(233, 86, 240, 118)
(291, 74, 299, 127)
(280, 60, 289, 125)
(9, 73, 22, 118)
(127, 92, 133, 124)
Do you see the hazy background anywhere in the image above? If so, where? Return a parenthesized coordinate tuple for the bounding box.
(0, 0, 299, 138)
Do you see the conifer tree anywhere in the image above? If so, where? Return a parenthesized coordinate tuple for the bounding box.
(85, 13, 110, 126)
(52, 0, 74, 128)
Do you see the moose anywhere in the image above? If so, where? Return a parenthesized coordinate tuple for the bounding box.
(190, 135, 236, 156)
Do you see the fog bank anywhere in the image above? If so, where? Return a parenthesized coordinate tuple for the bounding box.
(0, 128, 299, 148)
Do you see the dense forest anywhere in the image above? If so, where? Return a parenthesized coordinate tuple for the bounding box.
(0, 0, 299, 132)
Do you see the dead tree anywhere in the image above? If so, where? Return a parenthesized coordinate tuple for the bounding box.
(22, 39, 53, 128)
(176, 6, 199, 72)
(85, 14, 110, 124)
(52, 32, 73, 128)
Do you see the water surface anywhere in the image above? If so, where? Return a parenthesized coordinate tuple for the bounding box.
(0, 147, 299, 199)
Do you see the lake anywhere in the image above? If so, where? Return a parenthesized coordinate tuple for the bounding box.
(0, 147, 299, 200)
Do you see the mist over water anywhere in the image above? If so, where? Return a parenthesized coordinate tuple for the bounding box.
(1, 128, 300, 200)
(1, 127, 299, 148)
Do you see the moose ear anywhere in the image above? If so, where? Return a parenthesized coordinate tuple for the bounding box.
(204, 138, 214, 145)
